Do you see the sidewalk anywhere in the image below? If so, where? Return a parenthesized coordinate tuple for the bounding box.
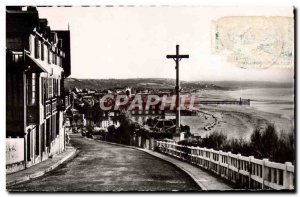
(6, 146, 77, 187)
(98, 140, 233, 191)
(142, 149, 233, 191)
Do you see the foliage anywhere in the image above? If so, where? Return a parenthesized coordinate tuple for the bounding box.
(112, 113, 138, 145)
(146, 117, 154, 126)
(181, 125, 191, 136)
(179, 125, 294, 164)
(274, 131, 294, 163)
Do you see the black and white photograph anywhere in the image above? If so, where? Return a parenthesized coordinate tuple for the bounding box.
(5, 3, 296, 192)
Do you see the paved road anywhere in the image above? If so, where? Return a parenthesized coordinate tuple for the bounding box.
(8, 134, 199, 191)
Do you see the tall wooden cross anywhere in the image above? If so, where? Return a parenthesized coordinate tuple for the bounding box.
(166, 45, 189, 134)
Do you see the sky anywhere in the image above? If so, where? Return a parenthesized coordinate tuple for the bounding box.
(37, 6, 294, 82)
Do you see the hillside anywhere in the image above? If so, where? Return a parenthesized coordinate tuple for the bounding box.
(64, 78, 230, 91)
(64, 78, 293, 91)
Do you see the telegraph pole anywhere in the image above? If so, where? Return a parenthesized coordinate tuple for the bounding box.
(166, 45, 189, 134)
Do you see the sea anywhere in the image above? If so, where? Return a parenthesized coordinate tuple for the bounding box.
(226, 88, 294, 120)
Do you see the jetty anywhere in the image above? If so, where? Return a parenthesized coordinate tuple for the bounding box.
(199, 98, 250, 105)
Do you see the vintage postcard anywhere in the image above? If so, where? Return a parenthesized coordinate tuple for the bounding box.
(6, 5, 295, 192)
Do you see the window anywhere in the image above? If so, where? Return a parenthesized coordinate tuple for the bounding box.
(56, 114, 59, 135)
(41, 43, 44, 61)
(56, 79, 59, 96)
(52, 114, 57, 139)
(29, 35, 35, 55)
(53, 79, 57, 96)
(41, 123, 45, 152)
(53, 79, 55, 97)
(41, 77, 44, 103)
(31, 73, 37, 105)
(55, 79, 58, 96)
(34, 37, 40, 59)
(27, 73, 37, 105)
(35, 127, 39, 156)
(57, 79, 60, 96)
(48, 78, 53, 98)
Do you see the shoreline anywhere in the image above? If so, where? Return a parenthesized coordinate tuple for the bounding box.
(181, 104, 294, 141)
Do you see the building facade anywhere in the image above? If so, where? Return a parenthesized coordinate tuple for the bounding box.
(6, 6, 71, 173)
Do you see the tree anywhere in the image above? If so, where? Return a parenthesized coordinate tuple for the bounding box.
(250, 127, 263, 158)
(115, 113, 132, 145)
(274, 130, 294, 163)
(146, 117, 154, 126)
(107, 125, 116, 141)
(260, 124, 278, 160)
(92, 102, 103, 125)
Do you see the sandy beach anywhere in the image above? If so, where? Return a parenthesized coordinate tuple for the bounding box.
(181, 103, 294, 141)
(180, 88, 294, 141)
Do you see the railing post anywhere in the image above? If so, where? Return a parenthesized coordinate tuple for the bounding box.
(227, 152, 231, 181)
(197, 147, 201, 166)
(218, 150, 222, 175)
(176, 144, 179, 158)
(237, 154, 241, 185)
(203, 147, 206, 166)
(172, 144, 175, 156)
(183, 145, 187, 161)
(249, 156, 254, 189)
(261, 158, 269, 189)
(283, 162, 293, 189)
(154, 140, 157, 151)
(209, 148, 214, 172)
(179, 145, 183, 159)
(149, 137, 154, 150)
(139, 135, 142, 148)
(189, 147, 193, 163)
(188, 146, 192, 162)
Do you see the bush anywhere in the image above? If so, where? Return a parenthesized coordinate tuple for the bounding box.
(112, 113, 138, 145)
(250, 128, 262, 153)
(225, 124, 294, 163)
(224, 137, 251, 155)
(274, 131, 294, 163)
(260, 124, 278, 160)
(200, 131, 227, 150)
(146, 117, 154, 126)
(179, 125, 294, 164)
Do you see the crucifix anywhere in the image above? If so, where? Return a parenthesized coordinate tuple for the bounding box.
(166, 45, 189, 134)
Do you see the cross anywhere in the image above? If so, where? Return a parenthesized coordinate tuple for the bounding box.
(166, 45, 189, 134)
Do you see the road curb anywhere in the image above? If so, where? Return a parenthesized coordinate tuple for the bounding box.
(6, 147, 78, 187)
(141, 150, 208, 191)
(95, 139, 207, 190)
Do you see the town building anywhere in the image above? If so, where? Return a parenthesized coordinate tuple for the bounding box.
(6, 6, 71, 173)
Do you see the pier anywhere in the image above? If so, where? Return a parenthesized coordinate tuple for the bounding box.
(198, 99, 250, 105)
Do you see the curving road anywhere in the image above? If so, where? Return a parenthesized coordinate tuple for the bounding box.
(8, 134, 199, 192)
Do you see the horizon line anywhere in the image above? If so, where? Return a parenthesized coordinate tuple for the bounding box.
(67, 77, 294, 83)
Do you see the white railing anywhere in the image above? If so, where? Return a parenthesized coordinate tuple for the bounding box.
(154, 141, 294, 190)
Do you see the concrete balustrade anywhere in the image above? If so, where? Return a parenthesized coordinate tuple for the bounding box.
(154, 140, 294, 190)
